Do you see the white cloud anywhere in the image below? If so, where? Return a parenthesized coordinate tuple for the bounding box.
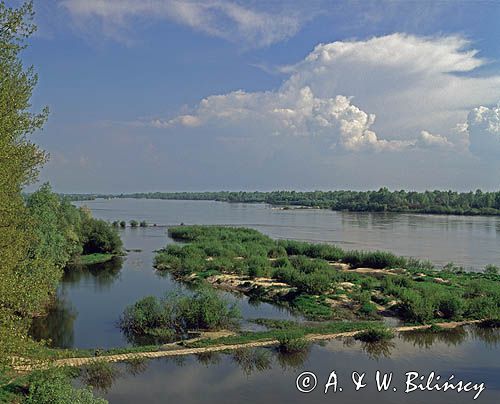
(60, 0, 306, 47)
(467, 104, 500, 156)
(152, 34, 500, 154)
(417, 130, 455, 150)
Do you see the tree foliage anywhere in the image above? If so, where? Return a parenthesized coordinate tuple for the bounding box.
(0, 0, 50, 374)
(80, 189, 500, 216)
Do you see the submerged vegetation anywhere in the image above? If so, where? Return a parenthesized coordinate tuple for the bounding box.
(154, 226, 500, 323)
(69, 189, 500, 216)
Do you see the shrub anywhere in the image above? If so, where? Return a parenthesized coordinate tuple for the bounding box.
(485, 264, 499, 275)
(119, 289, 241, 338)
(438, 295, 464, 320)
(25, 369, 106, 404)
(276, 330, 309, 353)
(81, 219, 122, 254)
(267, 245, 287, 258)
(354, 327, 394, 343)
(139, 220, 147, 227)
(465, 296, 497, 319)
(398, 289, 435, 323)
(129, 220, 139, 228)
(247, 256, 271, 278)
(119, 221, 126, 228)
(294, 272, 332, 294)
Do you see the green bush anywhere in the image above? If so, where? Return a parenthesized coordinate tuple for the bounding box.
(354, 327, 394, 343)
(81, 219, 122, 254)
(25, 369, 106, 404)
(129, 220, 139, 228)
(438, 295, 464, 320)
(276, 330, 309, 353)
(398, 289, 435, 323)
(119, 289, 241, 338)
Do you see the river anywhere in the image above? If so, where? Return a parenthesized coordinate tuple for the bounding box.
(30, 198, 500, 403)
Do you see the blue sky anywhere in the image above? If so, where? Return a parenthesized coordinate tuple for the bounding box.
(15, 0, 500, 193)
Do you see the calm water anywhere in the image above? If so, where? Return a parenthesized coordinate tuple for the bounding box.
(90, 326, 500, 404)
(78, 198, 499, 269)
(31, 198, 499, 349)
(30, 198, 500, 403)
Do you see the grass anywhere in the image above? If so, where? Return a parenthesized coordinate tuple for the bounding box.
(74, 253, 115, 265)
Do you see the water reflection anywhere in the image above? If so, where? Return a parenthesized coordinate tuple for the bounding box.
(75, 326, 500, 404)
(29, 295, 77, 348)
(399, 326, 468, 349)
(343, 337, 396, 360)
(63, 256, 124, 290)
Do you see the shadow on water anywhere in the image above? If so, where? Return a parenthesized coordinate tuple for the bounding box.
(29, 257, 124, 347)
(29, 295, 77, 348)
(63, 256, 124, 290)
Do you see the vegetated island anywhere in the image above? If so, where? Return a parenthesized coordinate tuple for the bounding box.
(150, 226, 500, 328)
(64, 189, 500, 216)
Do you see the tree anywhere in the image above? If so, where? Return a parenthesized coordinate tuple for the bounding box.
(0, 0, 50, 374)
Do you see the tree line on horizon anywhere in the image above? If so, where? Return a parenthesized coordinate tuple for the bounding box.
(64, 189, 500, 216)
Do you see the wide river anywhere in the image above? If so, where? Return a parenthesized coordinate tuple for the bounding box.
(30, 198, 500, 403)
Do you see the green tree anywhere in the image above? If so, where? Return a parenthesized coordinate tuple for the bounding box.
(0, 0, 50, 375)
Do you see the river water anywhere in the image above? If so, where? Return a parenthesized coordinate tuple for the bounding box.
(29, 198, 500, 403)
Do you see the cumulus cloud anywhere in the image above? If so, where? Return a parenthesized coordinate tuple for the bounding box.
(152, 86, 410, 151)
(60, 0, 306, 47)
(150, 34, 500, 154)
(417, 130, 455, 149)
(467, 105, 500, 157)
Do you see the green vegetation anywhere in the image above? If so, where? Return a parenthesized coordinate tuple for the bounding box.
(485, 264, 499, 275)
(0, 3, 111, 401)
(25, 368, 106, 404)
(354, 327, 395, 343)
(119, 289, 241, 342)
(76, 253, 115, 266)
(155, 226, 500, 323)
(276, 329, 310, 353)
(71, 189, 500, 216)
(129, 220, 139, 228)
(185, 320, 381, 348)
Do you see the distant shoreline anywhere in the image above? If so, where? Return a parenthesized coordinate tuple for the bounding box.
(63, 189, 500, 217)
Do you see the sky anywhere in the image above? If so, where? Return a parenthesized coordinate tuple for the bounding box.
(14, 0, 500, 193)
